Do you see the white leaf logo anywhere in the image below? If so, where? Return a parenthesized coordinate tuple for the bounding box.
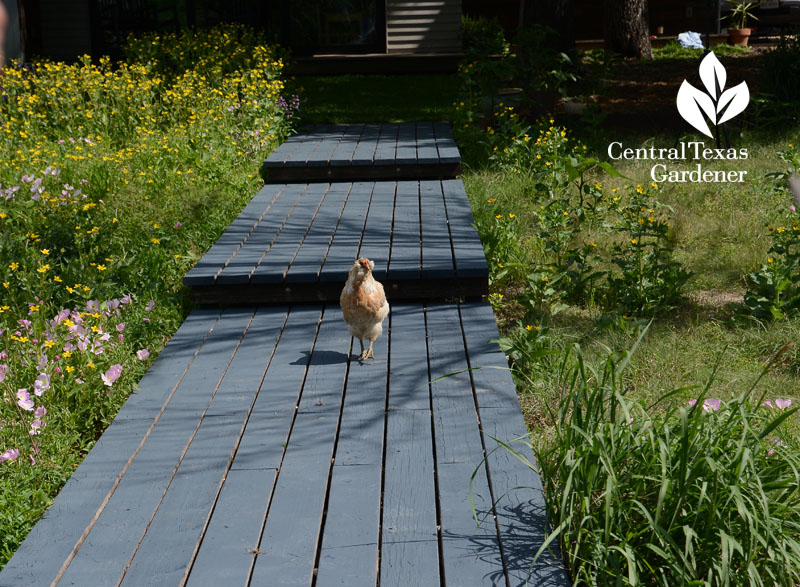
(676, 52, 749, 137)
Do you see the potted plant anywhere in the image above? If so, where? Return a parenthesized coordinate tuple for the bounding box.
(724, 1, 761, 46)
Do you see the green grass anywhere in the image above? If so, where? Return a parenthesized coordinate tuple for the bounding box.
(295, 74, 458, 124)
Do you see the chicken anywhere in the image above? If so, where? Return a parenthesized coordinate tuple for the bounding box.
(340, 257, 389, 360)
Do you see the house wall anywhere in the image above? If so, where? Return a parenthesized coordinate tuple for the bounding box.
(386, 0, 462, 53)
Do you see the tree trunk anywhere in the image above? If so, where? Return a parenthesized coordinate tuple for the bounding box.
(604, 0, 652, 59)
(521, 0, 575, 54)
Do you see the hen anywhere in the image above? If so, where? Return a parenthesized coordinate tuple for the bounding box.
(340, 258, 390, 360)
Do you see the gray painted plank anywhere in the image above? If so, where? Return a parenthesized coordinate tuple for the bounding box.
(358, 181, 395, 281)
(387, 180, 421, 281)
(318, 181, 374, 283)
(426, 304, 484, 465)
(420, 180, 456, 280)
(458, 302, 519, 410)
(438, 462, 506, 587)
(382, 409, 437, 543)
(281, 124, 334, 168)
(232, 306, 322, 471)
(185, 468, 278, 587)
(308, 124, 348, 168)
(480, 407, 568, 586)
(334, 329, 387, 466)
(316, 544, 379, 587)
(395, 121, 418, 165)
(264, 128, 314, 167)
(56, 309, 255, 585)
(434, 121, 461, 164)
(374, 124, 399, 166)
(442, 179, 489, 279)
(329, 123, 365, 166)
(183, 187, 279, 286)
(285, 183, 351, 283)
(350, 123, 381, 165)
(249, 411, 339, 586)
(250, 183, 329, 284)
(416, 122, 440, 165)
(387, 304, 430, 410)
(380, 541, 440, 587)
(216, 183, 308, 285)
(297, 306, 350, 413)
(317, 465, 380, 551)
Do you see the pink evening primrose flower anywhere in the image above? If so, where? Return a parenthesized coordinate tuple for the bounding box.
(17, 389, 35, 411)
(34, 373, 50, 396)
(137, 349, 150, 361)
(689, 398, 721, 412)
(0, 448, 19, 463)
(776, 398, 792, 409)
(145, 300, 155, 312)
(791, 205, 797, 212)
(763, 400, 774, 409)
(101, 364, 123, 387)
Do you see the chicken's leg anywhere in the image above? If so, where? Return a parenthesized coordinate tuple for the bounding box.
(358, 338, 368, 360)
(364, 339, 375, 360)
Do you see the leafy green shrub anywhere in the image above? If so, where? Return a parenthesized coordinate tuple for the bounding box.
(461, 15, 509, 60)
(606, 185, 693, 316)
(744, 219, 800, 320)
(760, 34, 800, 105)
(527, 341, 800, 585)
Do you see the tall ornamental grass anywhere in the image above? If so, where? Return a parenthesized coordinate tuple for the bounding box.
(523, 338, 800, 584)
(0, 24, 296, 568)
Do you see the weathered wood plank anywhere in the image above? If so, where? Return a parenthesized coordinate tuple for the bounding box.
(380, 541, 440, 587)
(350, 123, 381, 166)
(285, 183, 351, 283)
(329, 123, 365, 167)
(433, 121, 461, 164)
(387, 180, 421, 281)
(282, 124, 334, 168)
(185, 468, 278, 587)
(297, 306, 350, 413)
(382, 408, 437, 544)
(315, 465, 380, 587)
(249, 411, 339, 586)
(183, 187, 279, 286)
(480, 406, 568, 586)
(387, 304, 430, 410)
(438, 462, 506, 586)
(426, 303, 483, 465)
(415, 121, 439, 165)
(458, 302, 520, 410)
(250, 183, 329, 284)
(373, 123, 399, 166)
(232, 306, 322, 471)
(420, 180, 456, 280)
(442, 179, 489, 279)
(396, 121, 418, 165)
(358, 181, 395, 281)
(56, 309, 255, 584)
(215, 183, 307, 285)
(318, 181, 373, 283)
(334, 329, 387, 466)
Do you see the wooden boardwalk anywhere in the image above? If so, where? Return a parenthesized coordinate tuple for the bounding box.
(0, 123, 568, 586)
(0, 303, 564, 586)
(184, 180, 488, 304)
(261, 123, 461, 184)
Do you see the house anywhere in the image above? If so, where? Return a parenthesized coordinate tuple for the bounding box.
(11, 0, 462, 63)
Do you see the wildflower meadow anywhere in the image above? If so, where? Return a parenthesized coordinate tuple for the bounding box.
(0, 25, 296, 565)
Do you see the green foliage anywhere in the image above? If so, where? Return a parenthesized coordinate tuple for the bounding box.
(0, 24, 295, 570)
(724, 0, 761, 30)
(745, 221, 800, 320)
(607, 186, 693, 316)
(651, 41, 750, 60)
(461, 15, 509, 60)
(530, 341, 800, 585)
